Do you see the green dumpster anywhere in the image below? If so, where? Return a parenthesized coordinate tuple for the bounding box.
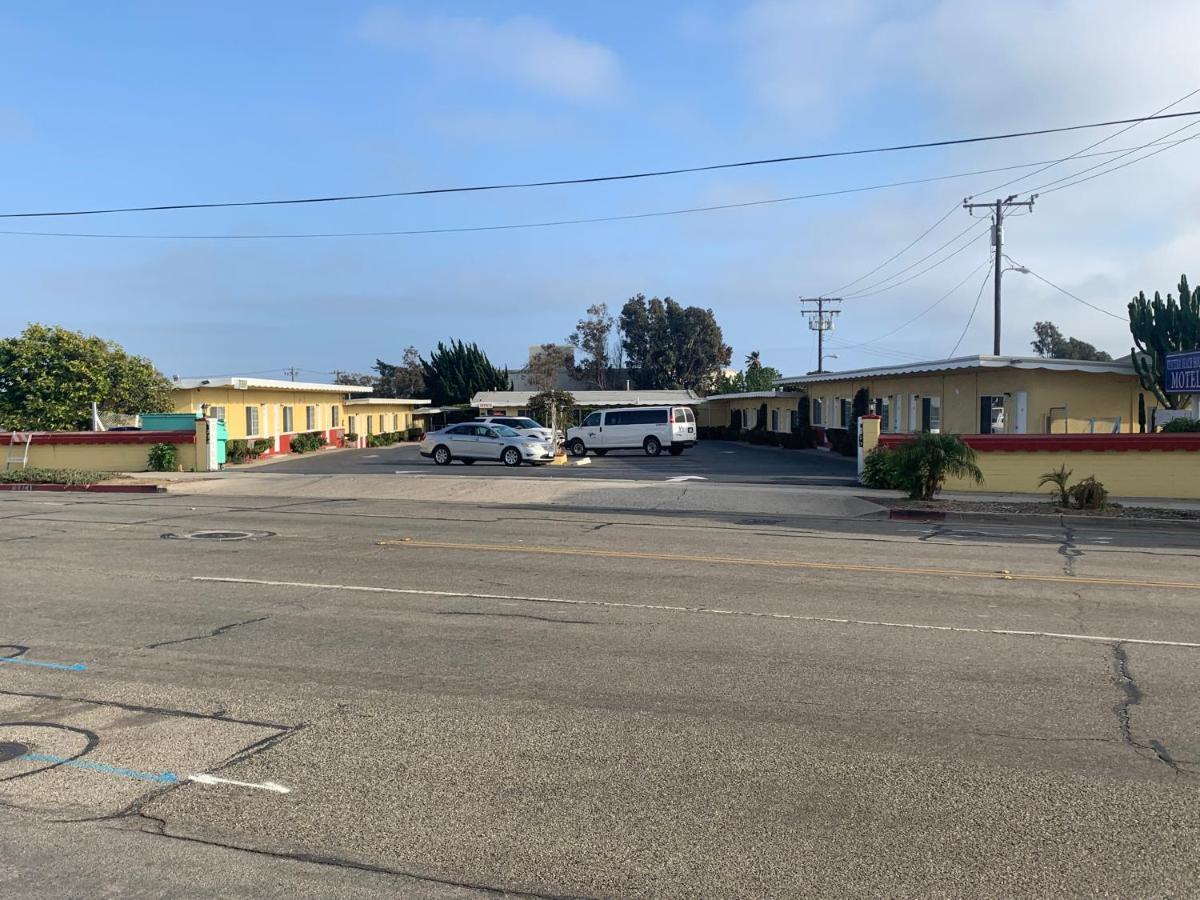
(140, 413, 199, 431)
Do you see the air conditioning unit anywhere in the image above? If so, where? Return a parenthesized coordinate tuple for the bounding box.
(234, 379, 249, 390)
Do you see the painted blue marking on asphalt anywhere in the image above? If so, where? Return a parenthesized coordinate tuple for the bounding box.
(19, 753, 179, 784)
(0, 657, 87, 671)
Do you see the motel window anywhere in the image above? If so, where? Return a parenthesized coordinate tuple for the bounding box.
(282, 406, 294, 433)
(331, 406, 340, 428)
(245, 406, 260, 437)
(839, 399, 852, 428)
(771, 409, 779, 431)
(790, 409, 800, 431)
(366, 415, 373, 435)
(348, 415, 356, 434)
(208, 405, 226, 422)
(980, 396, 1005, 434)
(392, 414, 399, 431)
(812, 398, 823, 425)
(877, 397, 890, 432)
(922, 396, 942, 433)
(305, 405, 316, 431)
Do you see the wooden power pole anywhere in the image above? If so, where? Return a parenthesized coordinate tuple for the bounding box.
(962, 195, 1035, 355)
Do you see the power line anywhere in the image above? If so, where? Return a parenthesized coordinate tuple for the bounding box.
(1, 138, 1195, 242)
(5, 110, 1200, 220)
(843, 220, 985, 297)
(968, 85, 1200, 199)
(1040, 126, 1200, 195)
(1007, 259, 1127, 321)
(948, 263, 996, 356)
(824, 203, 959, 296)
(842, 228, 989, 300)
(834, 258, 993, 350)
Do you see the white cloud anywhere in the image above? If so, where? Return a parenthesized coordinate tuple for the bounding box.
(356, 8, 622, 103)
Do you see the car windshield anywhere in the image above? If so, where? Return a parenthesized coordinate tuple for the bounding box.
(512, 418, 542, 429)
(492, 425, 521, 437)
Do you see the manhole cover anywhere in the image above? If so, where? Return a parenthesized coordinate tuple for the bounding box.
(161, 530, 274, 541)
(0, 742, 29, 763)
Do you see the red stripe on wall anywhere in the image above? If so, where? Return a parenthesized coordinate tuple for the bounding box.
(0, 431, 195, 446)
(878, 433, 1200, 452)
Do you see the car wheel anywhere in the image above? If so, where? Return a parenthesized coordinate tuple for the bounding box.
(568, 438, 587, 457)
(432, 445, 452, 465)
(502, 447, 522, 467)
(644, 436, 662, 456)
(462, 459, 475, 465)
(668, 446, 684, 456)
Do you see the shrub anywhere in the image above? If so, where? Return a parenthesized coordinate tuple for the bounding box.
(404, 426, 423, 441)
(147, 442, 178, 472)
(289, 431, 327, 454)
(1037, 465, 1073, 506)
(366, 432, 401, 448)
(343, 432, 359, 442)
(789, 425, 817, 449)
(1068, 476, 1108, 510)
(225, 439, 249, 464)
(861, 447, 905, 489)
(1162, 417, 1200, 432)
(825, 428, 856, 457)
(0, 467, 112, 485)
(891, 433, 983, 500)
(251, 438, 273, 456)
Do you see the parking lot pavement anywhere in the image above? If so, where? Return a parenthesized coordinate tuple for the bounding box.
(4, 489, 1200, 896)
(260, 438, 858, 484)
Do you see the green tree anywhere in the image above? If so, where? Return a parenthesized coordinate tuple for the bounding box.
(1031, 321, 1111, 361)
(618, 294, 731, 391)
(743, 350, 782, 392)
(0, 324, 172, 431)
(1129, 275, 1200, 409)
(568, 304, 613, 388)
(420, 339, 510, 407)
(372, 347, 425, 398)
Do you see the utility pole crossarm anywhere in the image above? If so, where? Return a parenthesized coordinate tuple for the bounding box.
(962, 195, 1035, 355)
(799, 298, 841, 373)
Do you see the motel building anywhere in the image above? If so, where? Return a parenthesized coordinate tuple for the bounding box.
(170, 376, 430, 454)
(701, 355, 1148, 437)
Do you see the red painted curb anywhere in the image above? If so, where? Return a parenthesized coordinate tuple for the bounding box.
(889, 507, 946, 521)
(0, 483, 165, 493)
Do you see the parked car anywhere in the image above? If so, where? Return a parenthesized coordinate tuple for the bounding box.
(472, 415, 556, 445)
(566, 406, 697, 457)
(420, 423, 552, 467)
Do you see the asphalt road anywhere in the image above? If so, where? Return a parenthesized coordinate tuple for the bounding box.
(260, 438, 859, 485)
(3, 487, 1200, 897)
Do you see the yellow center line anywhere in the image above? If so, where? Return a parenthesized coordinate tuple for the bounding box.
(377, 538, 1200, 590)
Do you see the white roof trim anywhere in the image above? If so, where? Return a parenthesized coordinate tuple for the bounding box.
(776, 355, 1135, 386)
(703, 390, 792, 401)
(344, 397, 431, 406)
(172, 376, 370, 394)
(472, 389, 701, 407)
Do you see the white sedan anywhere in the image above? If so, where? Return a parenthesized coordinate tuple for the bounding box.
(419, 423, 553, 467)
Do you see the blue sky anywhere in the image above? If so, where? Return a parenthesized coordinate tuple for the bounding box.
(2, 1, 1199, 379)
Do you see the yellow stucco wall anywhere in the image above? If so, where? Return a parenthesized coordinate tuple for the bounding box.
(800, 368, 1142, 435)
(940, 449, 1200, 499)
(21, 440, 199, 472)
(343, 403, 421, 436)
(699, 396, 805, 432)
(172, 387, 353, 441)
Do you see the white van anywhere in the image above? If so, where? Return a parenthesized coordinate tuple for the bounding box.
(566, 406, 696, 457)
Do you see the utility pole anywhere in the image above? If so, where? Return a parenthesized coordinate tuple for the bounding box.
(963, 194, 1035, 355)
(283, 366, 299, 381)
(799, 298, 841, 373)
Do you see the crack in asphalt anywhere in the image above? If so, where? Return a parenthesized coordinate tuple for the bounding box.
(0, 687, 287, 730)
(434, 611, 599, 625)
(1058, 526, 1082, 577)
(1110, 642, 1182, 772)
(143, 617, 270, 650)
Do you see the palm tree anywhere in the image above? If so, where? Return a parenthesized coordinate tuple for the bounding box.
(744, 350, 761, 371)
(893, 433, 984, 500)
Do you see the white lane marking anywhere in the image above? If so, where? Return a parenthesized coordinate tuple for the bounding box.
(188, 773, 291, 794)
(363, 454, 380, 458)
(193, 576, 1200, 650)
(665, 475, 707, 482)
(393, 471, 427, 477)
(572, 457, 591, 466)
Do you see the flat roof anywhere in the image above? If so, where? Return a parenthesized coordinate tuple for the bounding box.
(703, 390, 792, 401)
(776, 355, 1135, 386)
(172, 376, 370, 394)
(344, 397, 431, 406)
(472, 389, 701, 407)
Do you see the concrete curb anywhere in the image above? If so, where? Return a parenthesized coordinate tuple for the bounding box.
(887, 507, 1200, 531)
(0, 483, 166, 494)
